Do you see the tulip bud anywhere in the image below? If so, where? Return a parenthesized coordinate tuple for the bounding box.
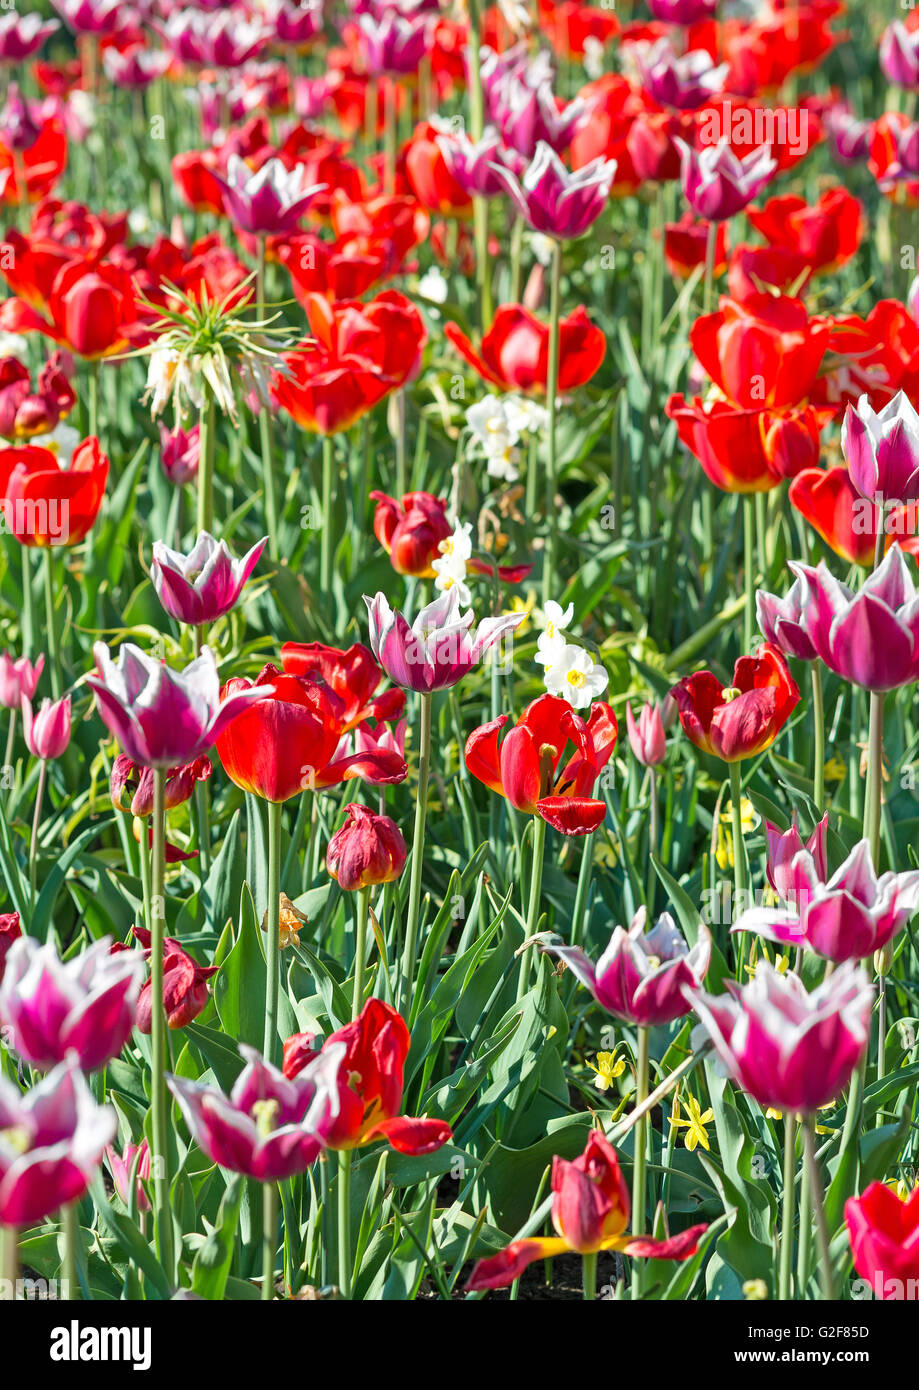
(327, 803, 407, 891)
(626, 701, 667, 767)
(761, 409, 823, 480)
(0, 651, 44, 708)
(21, 693, 71, 760)
(874, 941, 895, 977)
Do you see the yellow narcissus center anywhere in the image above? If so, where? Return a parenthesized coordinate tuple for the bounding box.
(567, 670, 585, 689)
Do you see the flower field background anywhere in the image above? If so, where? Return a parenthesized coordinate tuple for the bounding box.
(0, 0, 918, 1316)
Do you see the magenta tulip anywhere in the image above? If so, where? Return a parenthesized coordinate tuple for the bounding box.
(489, 142, 617, 241)
(167, 1041, 345, 1182)
(0, 13, 60, 62)
(636, 41, 727, 111)
(689, 961, 873, 1112)
(213, 155, 327, 236)
(88, 642, 273, 768)
(841, 391, 919, 506)
(676, 138, 776, 221)
(0, 936, 145, 1072)
(787, 546, 919, 691)
(734, 839, 919, 964)
(544, 907, 712, 1026)
(364, 588, 523, 693)
(756, 573, 819, 662)
(21, 693, 71, 760)
(151, 531, 267, 626)
(765, 813, 828, 904)
(0, 1058, 115, 1226)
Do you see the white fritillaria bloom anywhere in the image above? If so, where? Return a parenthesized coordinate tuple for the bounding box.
(543, 642, 609, 710)
(432, 521, 474, 607)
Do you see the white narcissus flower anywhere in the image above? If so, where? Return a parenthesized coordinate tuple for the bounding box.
(466, 395, 522, 481)
(543, 642, 609, 709)
(504, 397, 548, 437)
(0, 331, 30, 361)
(432, 521, 474, 606)
(417, 266, 448, 305)
(535, 599, 574, 669)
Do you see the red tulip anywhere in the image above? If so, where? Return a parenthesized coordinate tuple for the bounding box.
(284, 998, 452, 1156)
(215, 663, 406, 803)
(667, 394, 778, 493)
(0, 435, 108, 546)
(746, 187, 863, 274)
(403, 120, 472, 219)
(788, 466, 880, 568)
(670, 643, 800, 762)
(271, 290, 426, 435)
(846, 1181, 919, 1300)
(465, 693, 618, 836)
(445, 303, 605, 397)
(690, 292, 830, 409)
(370, 489, 452, 578)
(279, 640, 405, 732)
(664, 214, 728, 281)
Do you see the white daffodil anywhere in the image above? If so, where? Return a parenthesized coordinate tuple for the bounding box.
(466, 395, 522, 481)
(543, 642, 609, 709)
(432, 521, 474, 607)
(535, 599, 574, 669)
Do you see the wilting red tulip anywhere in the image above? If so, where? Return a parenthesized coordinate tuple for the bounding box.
(846, 1182, 919, 1300)
(327, 804, 407, 891)
(0, 911, 21, 983)
(371, 489, 452, 578)
(788, 466, 880, 567)
(690, 293, 830, 410)
(279, 640, 405, 733)
(284, 998, 452, 1156)
(132, 926, 219, 1033)
(670, 643, 800, 762)
(215, 663, 405, 803)
(466, 1130, 706, 1290)
(0, 436, 108, 546)
(445, 303, 605, 396)
(465, 693, 618, 835)
(110, 753, 212, 818)
(0, 1058, 115, 1226)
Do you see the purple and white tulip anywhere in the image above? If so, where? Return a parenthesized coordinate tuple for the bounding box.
(676, 138, 776, 221)
(842, 391, 919, 506)
(489, 141, 617, 241)
(151, 531, 267, 627)
(213, 154, 327, 236)
(363, 587, 524, 693)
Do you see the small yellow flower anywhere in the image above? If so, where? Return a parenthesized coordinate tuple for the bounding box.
(766, 1102, 835, 1135)
(823, 755, 846, 785)
(743, 1279, 769, 1301)
(508, 590, 537, 636)
(669, 1092, 714, 1152)
(586, 1051, 626, 1092)
(890, 1173, 919, 1201)
(716, 796, 759, 869)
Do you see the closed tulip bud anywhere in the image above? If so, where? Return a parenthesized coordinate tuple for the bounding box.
(105, 1138, 151, 1210)
(0, 650, 44, 708)
(0, 910, 21, 983)
(875, 941, 895, 977)
(21, 692, 70, 760)
(327, 804, 407, 891)
(626, 700, 666, 766)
